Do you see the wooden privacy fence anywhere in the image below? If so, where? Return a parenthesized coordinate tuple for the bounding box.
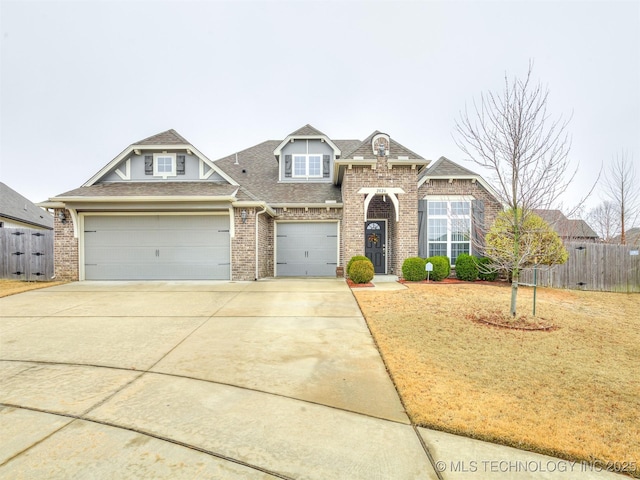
(520, 241, 640, 293)
(0, 228, 54, 281)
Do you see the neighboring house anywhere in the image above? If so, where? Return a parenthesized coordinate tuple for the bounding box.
(611, 227, 640, 246)
(43, 126, 502, 281)
(534, 209, 600, 242)
(0, 182, 53, 229)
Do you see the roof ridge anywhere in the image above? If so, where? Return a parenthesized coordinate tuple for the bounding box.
(287, 124, 328, 137)
(135, 129, 190, 146)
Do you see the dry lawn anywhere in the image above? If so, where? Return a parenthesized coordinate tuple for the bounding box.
(354, 283, 640, 476)
(0, 279, 66, 298)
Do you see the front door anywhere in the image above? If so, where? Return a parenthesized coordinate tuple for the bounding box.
(365, 220, 386, 274)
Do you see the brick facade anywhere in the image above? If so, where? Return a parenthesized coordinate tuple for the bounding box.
(418, 178, 502, 239)
(49, 129, 502, 282)
(341, 156, 420, 276)
(231, 207, 257, 281)
(53, 209, 79, 281)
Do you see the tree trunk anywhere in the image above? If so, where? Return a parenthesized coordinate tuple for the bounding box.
(510, 277, 519, 317)
(511, 208, 520, 317)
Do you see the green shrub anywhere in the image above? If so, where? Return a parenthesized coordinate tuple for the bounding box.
(455, 253, 478, 281)
(349, 259, 374, 284)
(476, 257, 499, 281)
(402, 257, 427, 281)
(425, 256, 450, 281)
(347, 255, 372, 277)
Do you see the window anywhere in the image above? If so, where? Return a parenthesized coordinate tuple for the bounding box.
(426, 199, 471, 265)
(292, 154, 323, 178)
(153, 153, 176, 177)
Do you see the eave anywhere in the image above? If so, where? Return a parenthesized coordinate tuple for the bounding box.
(386, 159, 430, 171)
(84, 143, 239, 187)
(419, 174, 501, 202)
(332, 159, 378, 184)
(0, 213, 53, 230)
(231, 201, 277, 217)
(269, 202, 343, 210)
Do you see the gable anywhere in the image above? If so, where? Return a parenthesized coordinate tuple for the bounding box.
(83, 130, 238, 187)
(343, 131, 426, 161)
(273, 124, 341, 161)
(419, 156, 500, 203)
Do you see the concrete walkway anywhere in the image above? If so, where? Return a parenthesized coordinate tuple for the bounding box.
(0, 280, 623, 479)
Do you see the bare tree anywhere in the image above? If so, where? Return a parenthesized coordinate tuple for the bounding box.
(587, 201, 620, 243)
(601, 152, 639, 245)
(454, 63, 577, 316)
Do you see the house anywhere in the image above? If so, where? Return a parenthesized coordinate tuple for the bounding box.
(611, 227, 640, 246)
(0, 182, 53, 230)
(43, 126, 502, 281)
(534, 209, 600, 242)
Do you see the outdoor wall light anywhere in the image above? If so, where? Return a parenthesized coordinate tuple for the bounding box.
(241, 209, 248, 224)
(57, 210, 67, 223)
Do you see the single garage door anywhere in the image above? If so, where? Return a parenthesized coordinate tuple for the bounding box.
(276, 222, 338, 277)
(84, 215, 230, 280)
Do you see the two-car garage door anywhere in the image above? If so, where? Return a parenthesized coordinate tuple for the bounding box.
(83, 215, 230, 280)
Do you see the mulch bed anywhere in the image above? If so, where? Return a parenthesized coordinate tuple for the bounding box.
(467, 310, 558, 331)
(399, 278, 502, 285)
(346, 279, 374, 288)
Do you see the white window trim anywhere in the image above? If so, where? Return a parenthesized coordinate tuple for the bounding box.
(292, 154, 323, 178)
(153, 153, 177, 178)
(426, 198, 472, 266)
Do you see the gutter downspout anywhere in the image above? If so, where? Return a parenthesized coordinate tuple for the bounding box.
(255, 206, 267, 280)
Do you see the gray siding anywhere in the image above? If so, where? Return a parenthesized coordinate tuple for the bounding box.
(102, 153, 225, 182)
(279, 139, 333, 183)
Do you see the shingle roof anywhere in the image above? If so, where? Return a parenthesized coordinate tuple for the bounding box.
(214, 141, 343, 204)
(534, 209, 599, 239)
(135, 129, 190, 145)
(287, 124, 328, 137)
(421, 157, 479, 178)
(54, 182, 237, 198)
(336, 139, 363, 158)
(0, 182, 53, 228)
(343, 131, 425, 160)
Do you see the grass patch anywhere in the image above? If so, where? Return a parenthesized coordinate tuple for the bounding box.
(354, 283, 640, 476)
(0, 279, 66, 298)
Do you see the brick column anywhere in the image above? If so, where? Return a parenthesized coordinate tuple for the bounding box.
(231, 207, 256, 281)
(53, 208, 79, 281)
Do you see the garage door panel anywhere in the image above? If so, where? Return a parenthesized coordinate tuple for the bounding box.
(276, 222, 338, 277)
(84, 215, 230, 280)
(85, 246, 157, 264)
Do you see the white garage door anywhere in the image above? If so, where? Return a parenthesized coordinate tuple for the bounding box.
(83, 215, 230, 280)
(276, 222, 338, 277)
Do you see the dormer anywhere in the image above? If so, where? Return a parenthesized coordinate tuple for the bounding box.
(273, 125, 341, 182)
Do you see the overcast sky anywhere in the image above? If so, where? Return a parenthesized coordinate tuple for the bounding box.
(1, 0, 638, 220)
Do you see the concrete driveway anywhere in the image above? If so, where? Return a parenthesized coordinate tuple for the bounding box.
(0, 280, 623, 479)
